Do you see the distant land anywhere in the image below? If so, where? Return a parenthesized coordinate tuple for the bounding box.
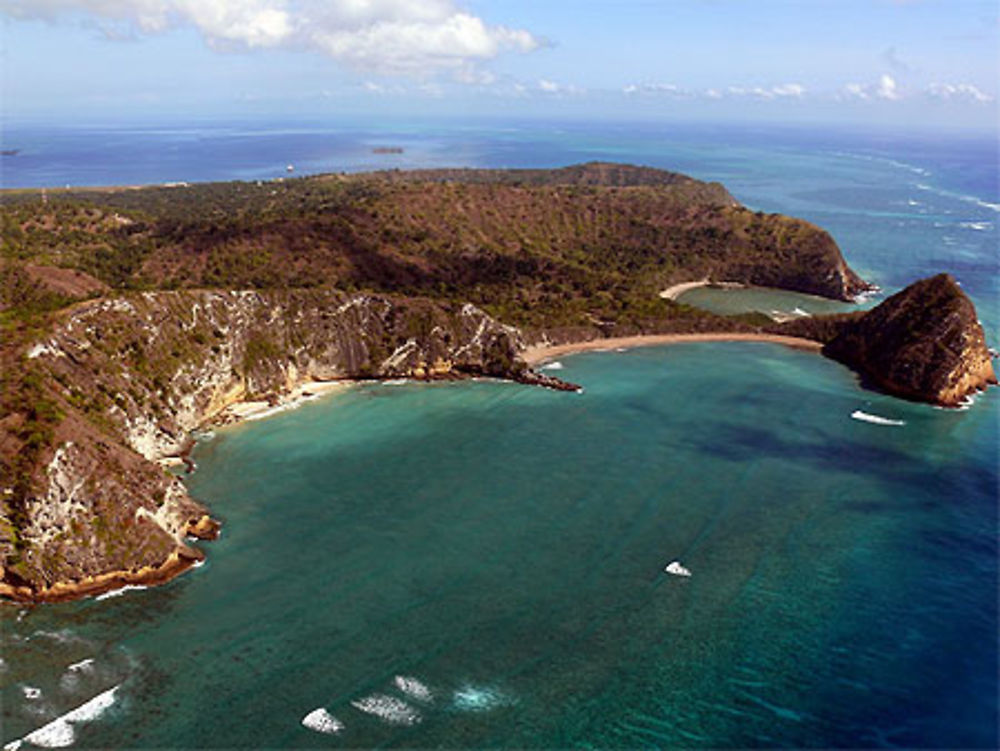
(0, 162, 995, 602)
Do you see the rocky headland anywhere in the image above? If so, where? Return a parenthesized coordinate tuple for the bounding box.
(817, 274, 996, 406)
(0, 163, 994, 602)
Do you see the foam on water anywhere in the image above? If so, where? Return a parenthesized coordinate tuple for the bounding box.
(959, 221, 992, 231)
(66, 659, 95, 673)
(851, 410, 906, 427)
(301, 708, 344, 735)
(540, 361, 564, 371)
(915, 182, 1000, 213)
(29, 630, 83, 645)
(350, 694, 421, 726)
(394, 675, 433, 703)
(664, 561, 692, 577)
(452, 685, 511, 713)
(94, 585, 148, 601)
(4, 685, 120, 750)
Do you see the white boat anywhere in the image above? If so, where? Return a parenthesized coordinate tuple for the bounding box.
(664, 560, 691, 577)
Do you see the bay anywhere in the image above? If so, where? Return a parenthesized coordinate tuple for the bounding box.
(1, 120, 997, 749)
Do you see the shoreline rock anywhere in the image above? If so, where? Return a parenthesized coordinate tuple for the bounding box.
(821, 274, 997, 407)
(0, 546, 203, 604)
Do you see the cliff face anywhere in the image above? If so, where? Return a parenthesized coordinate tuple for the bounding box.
(1, 290, 527, 600)
(822, 274, 997, 406)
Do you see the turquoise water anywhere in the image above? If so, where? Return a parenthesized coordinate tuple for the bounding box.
(675, 285, 861, 318)
(2, 122, 998, 748)
(2, 345, 996, 747)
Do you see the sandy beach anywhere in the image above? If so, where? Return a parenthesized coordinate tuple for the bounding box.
(521, 332, 823, 365)
(218, 380, 354, 425)
(659, 279, 709, 300)
(659, 279, 748, 300)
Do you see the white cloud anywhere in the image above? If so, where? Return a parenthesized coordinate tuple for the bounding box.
(623, 82, 686, 97)
(623, 82, 804, 101)
(842, 82, 870, 100)
(537, 79, 583, 95)
(0, 0, 540, 74)
(840, 74, 902, 101)
(726, 83, 806, 100)
(926, 82, 993, 103)
(876, 73, 901, 100)
(771, 83, 806, 98)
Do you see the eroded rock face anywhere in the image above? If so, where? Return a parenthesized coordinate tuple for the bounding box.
(2, 290, 528, 599)
(823, 274, 997, 406)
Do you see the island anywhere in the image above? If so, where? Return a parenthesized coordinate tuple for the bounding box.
(1, 163, 995, 602)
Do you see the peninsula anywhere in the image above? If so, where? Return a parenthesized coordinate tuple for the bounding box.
(1, 163, 994, 602)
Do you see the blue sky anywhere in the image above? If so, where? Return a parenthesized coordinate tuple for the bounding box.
(2, 0, 997, 129)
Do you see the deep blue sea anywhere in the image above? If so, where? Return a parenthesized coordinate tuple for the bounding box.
(1, 119, 997, 749)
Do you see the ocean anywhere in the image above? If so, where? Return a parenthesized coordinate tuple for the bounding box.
(1, 119, 997, 749)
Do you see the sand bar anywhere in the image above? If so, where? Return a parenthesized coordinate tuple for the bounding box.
(522, 333, 822, 365)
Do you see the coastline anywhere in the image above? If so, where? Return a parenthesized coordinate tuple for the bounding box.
(522, 332, 823, 365)
(658, 279, 747, 301)
(212, 379, 354, 426)
(0, 546, 203, 605)
(659, 279, 710, 300)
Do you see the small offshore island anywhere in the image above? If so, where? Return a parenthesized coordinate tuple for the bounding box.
(0, 162, 995, 603)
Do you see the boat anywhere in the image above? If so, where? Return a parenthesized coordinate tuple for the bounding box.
(664, 560, 691, 577)
(1, 149, 19, 156)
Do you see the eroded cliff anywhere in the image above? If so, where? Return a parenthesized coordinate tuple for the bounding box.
(1, 290, 529, 601)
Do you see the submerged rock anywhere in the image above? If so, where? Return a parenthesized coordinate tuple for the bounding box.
(823, 274, 997, 406)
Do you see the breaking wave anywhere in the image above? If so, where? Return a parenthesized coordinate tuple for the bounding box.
(4, 685, 120, 750)
(95, 585, 148, 601)
(394, 675, 433, 703)
(452, 685, 512, 713)
(301, 708, 343, 735)
(851, 410, 905, 426)
(350, 694, 421, 726)
(540, 361, 564, 371)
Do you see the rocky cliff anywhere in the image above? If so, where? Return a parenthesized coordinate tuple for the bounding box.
(0, 290, 531, 601)
(819, 274, 997, 406)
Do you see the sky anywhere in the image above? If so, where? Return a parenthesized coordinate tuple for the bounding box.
(2, 0, 998, 129)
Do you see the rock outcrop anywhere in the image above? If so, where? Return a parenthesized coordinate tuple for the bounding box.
(0, 290, 535, 601)
(822, 274, 997, 406)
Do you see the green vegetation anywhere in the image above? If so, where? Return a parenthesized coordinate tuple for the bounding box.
(1, 163, 860, 336)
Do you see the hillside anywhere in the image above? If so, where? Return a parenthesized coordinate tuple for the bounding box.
(1, 162, 993, 603)
(1, 162, 867, 332)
